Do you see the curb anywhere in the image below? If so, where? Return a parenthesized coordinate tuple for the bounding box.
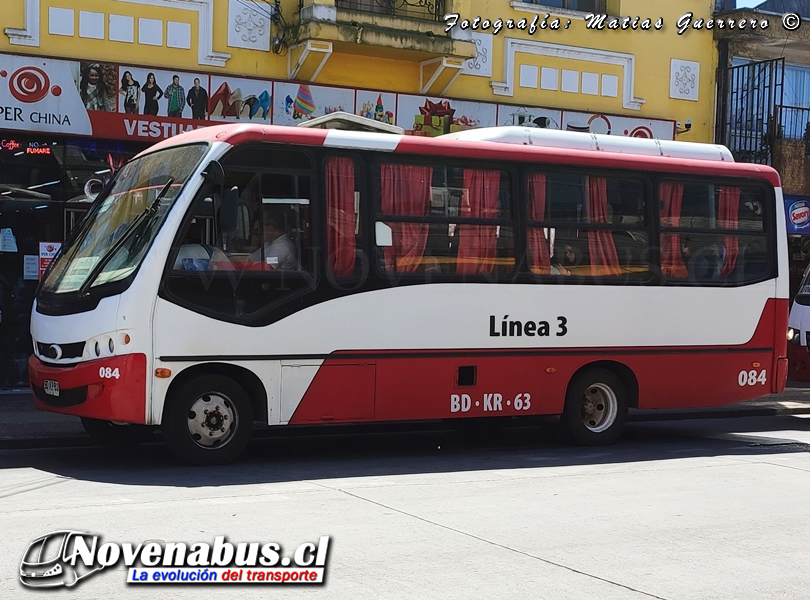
(627, 404, 810, 422)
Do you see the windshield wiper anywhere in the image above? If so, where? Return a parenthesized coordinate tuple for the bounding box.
(77, 179, 174, 297)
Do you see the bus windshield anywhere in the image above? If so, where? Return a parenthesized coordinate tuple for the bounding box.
(41, 144, 207, 295)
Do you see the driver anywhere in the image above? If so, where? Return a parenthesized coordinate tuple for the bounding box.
(249, 207, 297, 270)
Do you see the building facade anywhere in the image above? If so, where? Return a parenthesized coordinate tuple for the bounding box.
(0, 0, 719, 384)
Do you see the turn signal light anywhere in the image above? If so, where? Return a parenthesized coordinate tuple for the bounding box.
(752, 362, 761, 368)
(545, 367, 557, 374)
(155, 368, 172, 378)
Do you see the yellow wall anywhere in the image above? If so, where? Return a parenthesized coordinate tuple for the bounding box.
(2, 0, 717, 141)
(431, 0, 717, 141)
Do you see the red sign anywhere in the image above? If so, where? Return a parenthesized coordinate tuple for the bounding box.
(87, 111, 209, 143)
(38, 242, 61, 280)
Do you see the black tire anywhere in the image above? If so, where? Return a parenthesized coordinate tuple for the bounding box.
(81, 417, 155, 447)
(162, 375, 253, 465)
(561, 368, 628, 446)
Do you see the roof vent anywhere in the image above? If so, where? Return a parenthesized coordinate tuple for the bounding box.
(441, 126, 734, 162)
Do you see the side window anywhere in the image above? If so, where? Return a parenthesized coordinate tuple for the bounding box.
(376, 162, 514, 278)
(326, 156, 362, 280)
(164, 146, 317, 321)
(172, 170, 313, 274)
(660, 181, 770, 284)
(526, 171, 648, 278)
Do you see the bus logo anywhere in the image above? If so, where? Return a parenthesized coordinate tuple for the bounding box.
(20, 531, 104, 587)
(790, 200, 810, 228)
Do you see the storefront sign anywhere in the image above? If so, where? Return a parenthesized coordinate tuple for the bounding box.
(23, 255, 38, 280)
(1, 52, 677, 143)
(0, 228, 17, 252)
(38, 242, 61, 279)
(786, 196, 810, 234)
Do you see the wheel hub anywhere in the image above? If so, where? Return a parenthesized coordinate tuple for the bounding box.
(186, 393, 236, 448)
(579, 383, 617, 433)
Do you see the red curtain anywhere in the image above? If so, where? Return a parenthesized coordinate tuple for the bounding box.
(527, 173, 551, 275)
(380, 164, 431, 273)
(326, 157, 356, 278)
(457, 169, 501, 274)
(587, 178, 621, 276)
(659, 182, 688, 278)
(719, 186, 741, 277)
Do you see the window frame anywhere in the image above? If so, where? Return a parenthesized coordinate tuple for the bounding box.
(372, 156, 519, 281)
(523, 166, 654, 282)
(655, 175, 777, 286)
(159, 143, 321, 325)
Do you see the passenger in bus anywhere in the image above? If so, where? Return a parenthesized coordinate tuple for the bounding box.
(681, 237, 723, 281)
(551, 243, 581, 275)
(249, 207, 297, 270)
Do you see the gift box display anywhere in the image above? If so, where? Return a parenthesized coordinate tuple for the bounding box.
(414, 114, 450, 136)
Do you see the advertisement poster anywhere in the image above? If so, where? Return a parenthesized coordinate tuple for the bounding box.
(396, 94, 497, 137)
(23, 255, 38, 280)
(209, 76, 272, 122)
(117, 66, 205, 120)
(272, 82, 355, 126)
(356, 90, 396, 125)
(38, 242, 61, 280)
(785, 195, 810, 234)
(497, 105, 563, 128)
(0, 52, 676, 143)
(562, 110, 676, 139)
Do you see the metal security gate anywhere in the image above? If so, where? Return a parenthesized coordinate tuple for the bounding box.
(716, 58, 784, 164)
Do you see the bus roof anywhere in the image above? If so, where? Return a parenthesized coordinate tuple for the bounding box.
(141, 124, 781, 187)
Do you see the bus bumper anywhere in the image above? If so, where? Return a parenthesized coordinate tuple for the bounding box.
(28, 354, 147, 424)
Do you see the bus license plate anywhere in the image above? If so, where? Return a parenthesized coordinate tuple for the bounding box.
(44, 380, 60, 397)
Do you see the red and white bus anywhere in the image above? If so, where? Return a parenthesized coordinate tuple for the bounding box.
(28, 124, 790, 464)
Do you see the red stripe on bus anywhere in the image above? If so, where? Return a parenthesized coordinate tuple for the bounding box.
(289, 298, 788, 425)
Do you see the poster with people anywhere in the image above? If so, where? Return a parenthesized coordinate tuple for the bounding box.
(209, 75, 272, 122)
(116, 66, 205, 119)
(76, 62, 117, 112)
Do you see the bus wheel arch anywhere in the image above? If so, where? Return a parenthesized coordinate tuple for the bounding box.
(163, 363, 268, 425)
(161, 364, 266, 465)
(561, 361, 637, 446)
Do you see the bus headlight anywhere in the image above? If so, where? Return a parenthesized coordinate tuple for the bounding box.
(788, 328, 801, 345)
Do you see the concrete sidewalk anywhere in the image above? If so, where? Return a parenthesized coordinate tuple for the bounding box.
(3, 385, 810, 449)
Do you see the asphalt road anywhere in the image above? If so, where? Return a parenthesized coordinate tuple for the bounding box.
(3, 412, 810, 598)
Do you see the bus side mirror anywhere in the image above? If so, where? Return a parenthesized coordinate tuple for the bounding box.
(220, 186, 239, 233)
(202, 160, 225, 187)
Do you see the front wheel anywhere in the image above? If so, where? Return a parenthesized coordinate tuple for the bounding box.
(561, 368, 628, 446)
(162, 375, 253, 465)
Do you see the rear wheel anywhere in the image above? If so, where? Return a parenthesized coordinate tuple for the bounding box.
(561, 368, 628, 445)
(81, 418, 155, 447)
(162, 375, 253, 465)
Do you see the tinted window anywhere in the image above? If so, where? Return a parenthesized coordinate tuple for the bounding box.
(659, 181, 771, 284)
(526, 171, 648, 278)
(376, 163, 514, 278)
